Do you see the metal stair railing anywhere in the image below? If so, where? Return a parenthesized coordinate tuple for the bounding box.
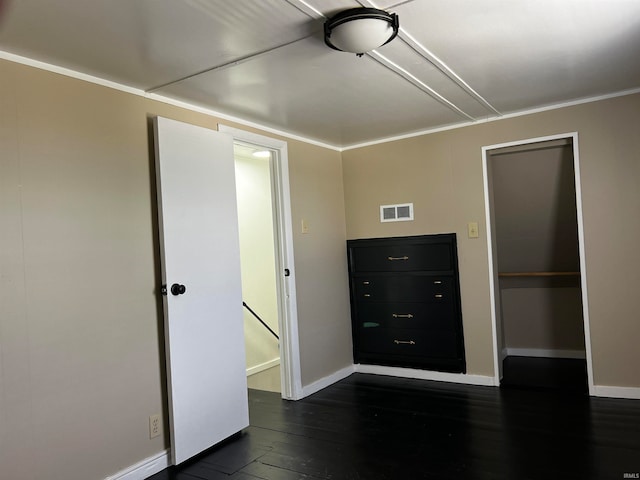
(242, 301, 279, 341)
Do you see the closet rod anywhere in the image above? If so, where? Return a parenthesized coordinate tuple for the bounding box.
(498, 271, 580, 277)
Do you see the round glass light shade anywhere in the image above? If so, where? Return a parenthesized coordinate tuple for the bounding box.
(324, 8, 399, 55)
(329, 18, 395, 54)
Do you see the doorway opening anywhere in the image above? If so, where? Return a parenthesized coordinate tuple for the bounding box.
(234, 142, 282, 393)
(482, 133, 594, 395)
(219, 124, 302, 400)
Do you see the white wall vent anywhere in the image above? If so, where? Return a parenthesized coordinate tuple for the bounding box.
(380, 203, 414, 223)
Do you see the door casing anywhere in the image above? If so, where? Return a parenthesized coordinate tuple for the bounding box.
(219, 124, 303, 400)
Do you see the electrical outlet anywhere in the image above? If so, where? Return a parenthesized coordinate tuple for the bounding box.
(149, 414, 161, 439)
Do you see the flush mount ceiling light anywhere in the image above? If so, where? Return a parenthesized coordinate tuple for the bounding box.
(324, 7, 399, 56)
(252, 150, 271, 158)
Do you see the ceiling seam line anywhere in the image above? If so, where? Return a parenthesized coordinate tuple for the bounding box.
(356, 0, 500, 115)
(146, 34, 316, 93)
(369, 51, 475, 121)
(357, 0, 416, 9)
(384, 1, 417, 9)
(284, 0, 325, 19)
(397, 29, 501, 115)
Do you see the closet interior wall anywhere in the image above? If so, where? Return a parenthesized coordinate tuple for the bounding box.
(489, 139, 585, 359)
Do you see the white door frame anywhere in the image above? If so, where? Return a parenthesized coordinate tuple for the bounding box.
(481, 132, 595, 395)
(218, 124, 303, 400)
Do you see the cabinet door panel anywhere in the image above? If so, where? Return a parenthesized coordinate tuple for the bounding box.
(358, 328, 459, 358)
(354, 276, 453, 303)
(351, 243, 452, 272)
(356, 302, 455, 330)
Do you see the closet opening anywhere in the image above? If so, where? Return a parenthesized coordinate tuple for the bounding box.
(483, 133, 594, 395)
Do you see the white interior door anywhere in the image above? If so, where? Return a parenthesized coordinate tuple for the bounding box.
(154, 116, 249, 465)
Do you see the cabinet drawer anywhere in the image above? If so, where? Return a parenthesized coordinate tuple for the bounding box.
(356, 302, 456, 330)
(354, 276, 453, 303)
(358, 328, 459, 359)
(351, 243, 452, 272)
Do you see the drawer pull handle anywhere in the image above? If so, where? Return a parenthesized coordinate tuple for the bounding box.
(363, 281, 370, 285)
(433, 280, 442, 284)
(394, 339, 416, 345)
(387, 256, 409, 261)
(435, 294, 443, 298)
(363, 294, 371, 297)
(392, 313, 414, 318)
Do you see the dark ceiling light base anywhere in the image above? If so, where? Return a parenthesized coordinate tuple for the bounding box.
(324, 7, 399, 57)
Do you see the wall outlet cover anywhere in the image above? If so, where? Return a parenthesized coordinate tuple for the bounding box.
(149, 414, 161, 439)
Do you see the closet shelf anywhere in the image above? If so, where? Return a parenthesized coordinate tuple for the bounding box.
(498, 271, 580, 277)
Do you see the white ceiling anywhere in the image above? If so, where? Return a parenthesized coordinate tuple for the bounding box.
(1, 0, 639, 148)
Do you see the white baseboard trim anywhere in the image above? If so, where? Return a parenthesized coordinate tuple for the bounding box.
(246, 357, 280, 377)
(504, 348, 586, 359)
(355, 364, 497, 387)
(300, 365, 356, 398)
(499, 348, 508, 362)
(592, 385, 640, 400)
(105, 449, 170, 480)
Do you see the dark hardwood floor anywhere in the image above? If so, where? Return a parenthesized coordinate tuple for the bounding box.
(501, 355, 588, 394)
(148, 373, 640, 480)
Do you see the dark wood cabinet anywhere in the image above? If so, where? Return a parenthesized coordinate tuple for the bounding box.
(347, 234, 466, 373)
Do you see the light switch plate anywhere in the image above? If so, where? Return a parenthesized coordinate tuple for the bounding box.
(468, 222, 479, 238)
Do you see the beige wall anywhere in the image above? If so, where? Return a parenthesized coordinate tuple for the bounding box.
(490, 144, 579, 273)
(0, 59, 352, 480)
(342, 93, 640, 386)
(1, 60, 165, 480)
(500, 287, 585, 351)
(287, 143, 353, 386)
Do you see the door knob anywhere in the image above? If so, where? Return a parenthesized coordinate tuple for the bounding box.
(171, 283, 186, 296)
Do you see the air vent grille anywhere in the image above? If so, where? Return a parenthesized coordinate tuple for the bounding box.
(380, 203, 414, 223)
